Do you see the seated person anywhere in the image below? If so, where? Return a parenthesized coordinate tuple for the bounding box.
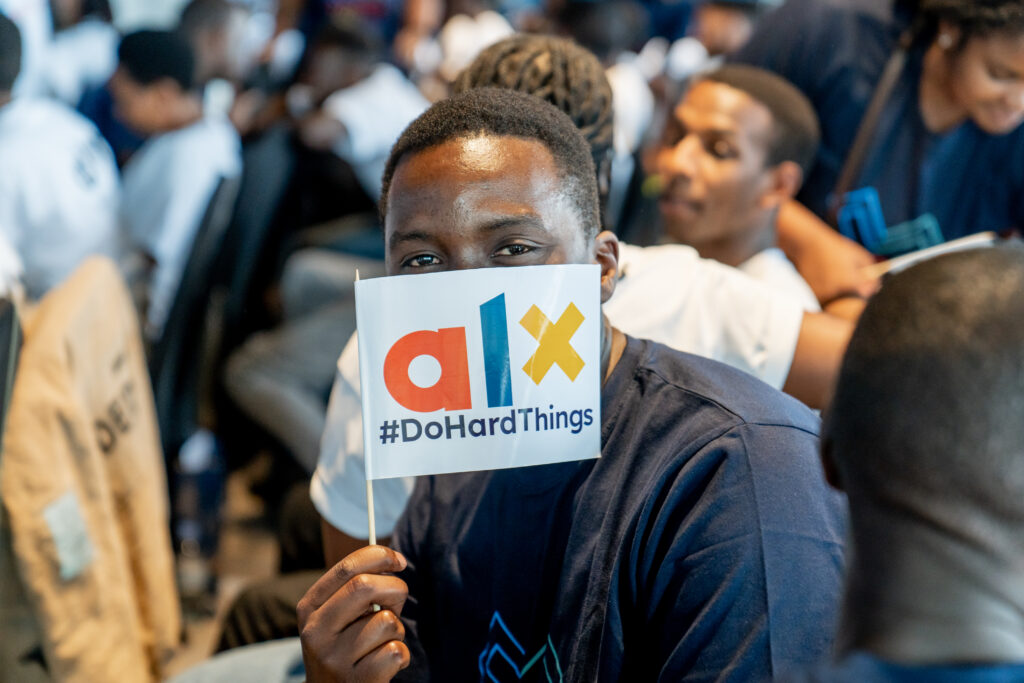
(315, 35, 853, 573)
(291, 16, 429, 201)
(734, 0, 1024, 302)
(221, 16, 426, 474)
(788, 245, 1024, 681)
(298, 87, 845, 682)
(629, 64, 822, 312)
(0, 12, 121, 300)
(110, 29, 241, 340)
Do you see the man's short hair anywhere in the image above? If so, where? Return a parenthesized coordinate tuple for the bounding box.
(118, 30, 196, 92)
(0, 13, 21, 93)
(381, 87, 601, 237)
(699, 64, 820, 174)
(453, 35, 614, 177)
(825, 246, 1024, 530)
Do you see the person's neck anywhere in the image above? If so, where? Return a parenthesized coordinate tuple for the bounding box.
(838, 507, 1024, 665)
(600, 314, 627, 384)
(0, 92, 11, 109)
(689, 221, 775, 268)
(919, 43, 968, 133)
(164, 96, 205, 132)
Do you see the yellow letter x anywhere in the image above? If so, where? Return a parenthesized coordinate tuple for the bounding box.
(520, 303, 585, 384)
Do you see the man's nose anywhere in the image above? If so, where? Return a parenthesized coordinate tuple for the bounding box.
(660, 134, 700, 178)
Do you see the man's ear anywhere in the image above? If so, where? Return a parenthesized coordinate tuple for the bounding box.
(759, 160, 803, 211)
(593, 230, 619, 304)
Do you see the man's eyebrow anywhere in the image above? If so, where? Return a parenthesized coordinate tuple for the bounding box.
(477, 215, 546, 233)
(388, 229, 435, 250)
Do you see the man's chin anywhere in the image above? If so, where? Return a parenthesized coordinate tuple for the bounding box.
(659, 200, 701, 237)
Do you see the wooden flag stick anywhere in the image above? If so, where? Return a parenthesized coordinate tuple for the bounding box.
(357, 269, 381, 613)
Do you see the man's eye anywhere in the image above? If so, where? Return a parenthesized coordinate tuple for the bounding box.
(710, 139, 736, 159)
(989, 65, 1018, 81)
(403, 254, 440, 268)
(494, 243, 534, 257)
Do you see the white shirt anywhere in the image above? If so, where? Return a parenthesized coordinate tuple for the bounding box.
(121, 115, 241, 338)
(0, 0, 52, 96)
(41, 19, 119, 106)
(739, 247, 820, 313)
(311, 242, 810, 538)
(322, 64, 429, 199)
(0, 98, 121, 299)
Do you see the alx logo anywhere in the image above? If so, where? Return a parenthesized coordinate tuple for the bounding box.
(383, 294, 584, 413)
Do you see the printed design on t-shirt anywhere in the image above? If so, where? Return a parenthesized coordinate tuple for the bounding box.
(477, 611, 563, 682)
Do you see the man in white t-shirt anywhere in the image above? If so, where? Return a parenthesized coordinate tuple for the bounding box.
(311, 42, 855, 560)
(0, 13, 121, 299)
(111, 29, 241, 339)
(649, 64, 822, 312)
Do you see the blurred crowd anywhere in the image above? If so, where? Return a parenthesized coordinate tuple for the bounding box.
(2, 0, 1024, 681)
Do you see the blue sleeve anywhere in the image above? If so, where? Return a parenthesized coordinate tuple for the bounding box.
(617, 424, 845, 681)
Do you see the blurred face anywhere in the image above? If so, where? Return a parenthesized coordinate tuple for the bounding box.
(384, 135, 612, 292)
(694, 3, 755, 57)
(108, 67, 171, 135)
(654, 80, 777, 253)
(944, 29, 1024, 135)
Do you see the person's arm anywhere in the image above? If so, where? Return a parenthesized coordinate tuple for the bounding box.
(783, 311, 854, 410)
(629, 425, 845, 680)
(777, 199, 879, 304)
(298, 545, 411, 682)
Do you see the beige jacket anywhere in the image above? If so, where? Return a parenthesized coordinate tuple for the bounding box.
(1, 257, 180, 682)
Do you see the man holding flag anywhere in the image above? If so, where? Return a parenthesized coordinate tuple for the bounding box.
(296, 87, 845, 682)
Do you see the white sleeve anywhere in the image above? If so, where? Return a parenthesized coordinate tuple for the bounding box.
(322, 64, 429, 166)
(310, 331, 416, 539)
(605, 244, 804, 389)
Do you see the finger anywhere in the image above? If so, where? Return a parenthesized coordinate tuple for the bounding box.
(299, 546, 407, 621)
(336, 609, 407, 665)
(307, 573, 409, 637)
(352, 640, 411, 683)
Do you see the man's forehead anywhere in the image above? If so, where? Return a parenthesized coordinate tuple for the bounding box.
(392, 134, 560, 191)
(674, 80, 773, 135)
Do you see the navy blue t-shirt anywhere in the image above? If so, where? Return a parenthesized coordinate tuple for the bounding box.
(392, 336, 846, 682)
(735, 0, 1024, 242)
(781, 652, 1024, 682)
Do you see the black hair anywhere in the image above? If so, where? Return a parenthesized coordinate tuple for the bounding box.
(557, 1, 648, 63)
(309, 14, 383, 65)
(0, 13, 21, 93)
(918, 0, 1024, 43)
(118, 29, 196, 92)
(381, 88, 600, 237)
(178, 0, 235, 38)
(698, 64, 820, 174)
(83, 0, 113, 22)
(825, 245, 1024, 525)
(453, 34, 614, 177)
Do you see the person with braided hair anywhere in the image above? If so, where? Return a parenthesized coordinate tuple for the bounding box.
(453, 34, 616, 204)
(736, 0, 1024, 302)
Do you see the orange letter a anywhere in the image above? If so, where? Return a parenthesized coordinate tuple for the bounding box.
(383, 328, 472, 412)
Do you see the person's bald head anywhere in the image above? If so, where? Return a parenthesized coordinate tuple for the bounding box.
(825, 246, 1024, 550)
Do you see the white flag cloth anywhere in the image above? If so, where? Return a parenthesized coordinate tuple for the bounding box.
(356, 264, 602, 480)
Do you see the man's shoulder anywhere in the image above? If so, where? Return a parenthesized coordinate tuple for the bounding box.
(620, 336, 819, 435)
(0, 98, 100, 149)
